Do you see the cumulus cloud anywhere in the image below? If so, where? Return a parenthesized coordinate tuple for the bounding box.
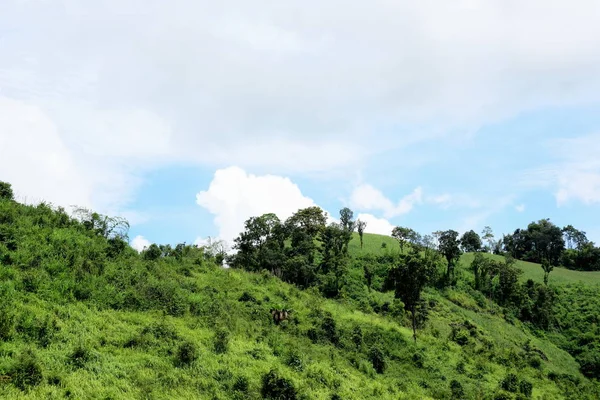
(196, 166, 336, 244)
(521, 133, 600, 205)
(355, 213, 395, 236)
(350, 184, 423, 218)
(2, 0, 600, 215)
(130, 235, 151, 252)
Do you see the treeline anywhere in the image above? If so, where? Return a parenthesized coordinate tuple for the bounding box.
(502, 219, 600, 272)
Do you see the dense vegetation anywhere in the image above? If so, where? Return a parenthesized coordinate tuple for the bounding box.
(1, 180, 600, 399)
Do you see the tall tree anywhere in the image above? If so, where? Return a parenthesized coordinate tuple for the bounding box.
(438, 230, 462, 280)
(338, 207, 356, 254)
(230, 213, 284, 272)
(392, 226, 415, 252)
(460, 230, 483, 253)
(387, 250, 435, 342)
(481, 226, 495, 253)
(356, 220, 367, 249)
(319, 223, 349, 297)
(541, 258, 553, 286)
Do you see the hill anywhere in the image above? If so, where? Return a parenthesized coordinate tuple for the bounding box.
(0, 193, 599, 398)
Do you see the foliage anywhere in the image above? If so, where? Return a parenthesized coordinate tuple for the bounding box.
(0, 181, 15, 201)
(438, 229, 463, 281)
(460, 230, 482, 253)
(0, 184, 599, 399)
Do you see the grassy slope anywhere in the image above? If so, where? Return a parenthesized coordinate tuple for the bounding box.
(352, 232, 600, 286)
(459, 252, 600, 286)
(0, 216, 598, 399)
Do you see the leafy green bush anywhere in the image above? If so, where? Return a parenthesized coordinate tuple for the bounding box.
(68, 344, 93, 369)
(501, 372, 519, 392)
(175, 340, 198, 367)
(214, 329, 230, 354)
(519, 380, 533, 398)
(261, 369, 297, 400)
(368, 346, 386, 374)
(450, 380, 464, 399)
(10, 349, 43, 391)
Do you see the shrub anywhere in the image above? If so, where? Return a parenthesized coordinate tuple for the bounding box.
(500, 373, 519, 392)
(238, 291, 257, 302)
(68, 344, 92, 369)
(232, 375, 249, 394)
(450, 380, 464, 399)
(322, 314, 339, 345)
(351, 326, 363, 349)
(175, 341, 198, 367)
(214, 329, 230, 354)
(261, 369, 297, 400)
(286, 350, 304, 372)
(369, 347, 386, 374)
(519, 380, 533, 398)
(11, 349, 43, 391)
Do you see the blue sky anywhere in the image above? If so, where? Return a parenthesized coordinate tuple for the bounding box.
(1, 1, 600, 251)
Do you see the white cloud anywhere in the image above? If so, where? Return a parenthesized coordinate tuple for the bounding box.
(515, 204, 526, 212)
(350, 184, 423, 218)
(426, 193, 482, 209)
(196, 166, 336, 245)
(131, 235, 151, 252)
(356, 213, 395, 236)
(521, 133, 600, 205)
(457, 195, 516, 234)
(3, 0, 600, 215)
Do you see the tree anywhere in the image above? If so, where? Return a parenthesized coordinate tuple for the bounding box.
(438, 230, 462, 281)
(338, 207, 356, 253)
(481, 226, 495, 252)
(562, 225, 588, 250)
(387, 250, 435, 342)
(392, 226, 416, 252)
(460, 230, 482, 253)
(72, 207, 130, 240)
(541, 258, 553, 286)
(230, 213, 284, 272)
(356, 219, 367, 249)
(0, 181, 14, 201)
(319, 223, 349, 297)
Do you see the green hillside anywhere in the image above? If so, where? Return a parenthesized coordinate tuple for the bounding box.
(354, 232, 600, 286)
(1, 191, 600, 399)
(459, 252, 600, 286)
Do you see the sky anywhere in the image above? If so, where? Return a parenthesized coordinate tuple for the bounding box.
(1, 0, 600, 252)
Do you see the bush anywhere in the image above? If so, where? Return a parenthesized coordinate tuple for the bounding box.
(501, 373, 519, 392)
(450, 380, 464, 399)
(322, 314, 339, 345)
(286, 350, 304, 372)
(238, 291, 257, 303)
(175, 341, 198, 367)
(519, 380, 533, 398)
(232, 375, 249, 394)
(11, 349, 43, 391)
(68, 344, 92, 369)
(261, 369, 297, 400)
(214, 329, 230, 354)
(351, 326, 363, 349)
(368, 346, 386, 374)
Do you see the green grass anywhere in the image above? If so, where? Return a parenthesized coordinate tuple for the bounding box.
(348, 232, 400, 256)
(459, 252, 600, 286)
(353, 232, 600, 287)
